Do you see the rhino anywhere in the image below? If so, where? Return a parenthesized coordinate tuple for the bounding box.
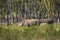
(39, 19, 54, 24)
(18, 19, 54, 26)
(18, 19, 40, 26)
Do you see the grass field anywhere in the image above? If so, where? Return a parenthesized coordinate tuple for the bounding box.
(0, 23, 60, 40)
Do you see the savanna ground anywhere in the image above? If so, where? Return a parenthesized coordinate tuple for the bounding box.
(0, 23, 60, 40)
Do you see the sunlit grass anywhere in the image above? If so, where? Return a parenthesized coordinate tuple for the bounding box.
(0, 23, 60, 40)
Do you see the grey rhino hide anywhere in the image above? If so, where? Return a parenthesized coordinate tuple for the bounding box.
(18, 19, 54, 26)
(18, 19, 40, 26)
(39, 19, 54, 24)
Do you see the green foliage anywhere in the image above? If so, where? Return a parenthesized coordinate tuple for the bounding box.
(0, 24, 60, 40)
(43, 0, 55, 18)
(55, 0, 60, 4)
(0, 0, 60, 23)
